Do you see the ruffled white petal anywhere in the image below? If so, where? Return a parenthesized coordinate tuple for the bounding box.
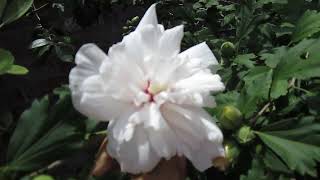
(158, 25, 184, 58)
(69, 44, 108, 92)
(173, 71, 225, 93)
(179, 42, 219, 73)
(136, 4, 158, 31)
(161, 103, 224, 171)
(70, 44, 130, 121)
(107, 125, 161, 174)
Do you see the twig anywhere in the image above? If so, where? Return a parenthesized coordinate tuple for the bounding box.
(31, 3, 49, 13)
(250, 102, 271, 124)
(32, 4, 41, 21)
(29, 160, 63, 176)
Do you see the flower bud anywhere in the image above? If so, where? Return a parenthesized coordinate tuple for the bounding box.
(236, 126, 255, 144)
(219, 105, 242, 130)
(220, 42, 236, 58)
(33, 175, 54, 180)
(224, 140, 240, 165)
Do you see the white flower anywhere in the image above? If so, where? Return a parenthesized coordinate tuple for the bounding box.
(69, 4, 225, 174)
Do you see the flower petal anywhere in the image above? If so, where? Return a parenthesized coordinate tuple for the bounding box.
(136, 4, 158, 31)
(144, 103, 178, 158)
(158, 25, 184, 58)
(173, 70, 225, 93)
(161, 104, 224, 171)
(179, 42, 219, 73)
(72, 74, 133, 121)
(107, 125, 161, 174)
(69, 43, 109, 93)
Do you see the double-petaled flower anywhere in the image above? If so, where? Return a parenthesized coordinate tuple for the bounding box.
(69, 4, 225, 174)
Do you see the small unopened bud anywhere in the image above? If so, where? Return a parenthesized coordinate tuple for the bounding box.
(236, 126, 255, 144)
(224, 140, 240, 165)
(220, 42, 236, 58)
(219, 106, 242, 130)
(33, 175, 54, 180)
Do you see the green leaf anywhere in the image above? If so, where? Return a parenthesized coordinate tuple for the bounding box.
(238, 66, 273, 117)
(260, 47, 287, 68)
(234, 53, 256, 68)
(256, 131, 320, 177)
(270, 79, 288, 99)
(261, 117, 320, 146)
(243, 66, 273, 100)
(6, 93, 87, 172)
(292, 10, 320, 43)
(6, 65, 28, 75)
(0, 48, 14, 74)
(0, 0, 6, 19)
(240, 158, 267, 180)
(29, 39, 50, 49)
(263, 150, 291, 174)
(269, 38, 320, 98)
(2, 0, 33, 25)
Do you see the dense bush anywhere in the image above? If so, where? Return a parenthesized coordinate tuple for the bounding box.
(0, 0, 320, 179)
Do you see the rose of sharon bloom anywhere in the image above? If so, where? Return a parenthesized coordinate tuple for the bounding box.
(69, 4, 226, 174)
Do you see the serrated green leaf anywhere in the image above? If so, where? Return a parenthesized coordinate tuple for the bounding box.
(270, 79, 288, 99)
(2, 0, 33, 25)
(6, 65, 28, 75)
(261, 117, 320, 146)
(0, 48, 14, 74)
(256, 131, 320, 177)
(244, 66, 273, 100)
(260, 46, 287, 68)
(238, 90, 258, 118)
(268, 39, 320, 99)
(263, 150, 291, 174)
(234, 53, 256, 68)
(292, 10, 320, 43)
(237, 66, 273, 117)
(6, 93, 87, 172)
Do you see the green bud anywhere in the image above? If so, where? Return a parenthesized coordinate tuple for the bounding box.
(224, 140, 240, 165)
(131, 16, 140, 23)
(219, 105, 242, 130)
(220, 41, 236, 58)
(33, 175, 54, 180)
(236, 126, 255, 144)
(122, 26, 129, 30)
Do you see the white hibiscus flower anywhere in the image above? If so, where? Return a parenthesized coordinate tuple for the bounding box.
(69, 4, 225, 174)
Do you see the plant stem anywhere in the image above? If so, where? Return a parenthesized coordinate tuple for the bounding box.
(250, 102, 271, 124)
